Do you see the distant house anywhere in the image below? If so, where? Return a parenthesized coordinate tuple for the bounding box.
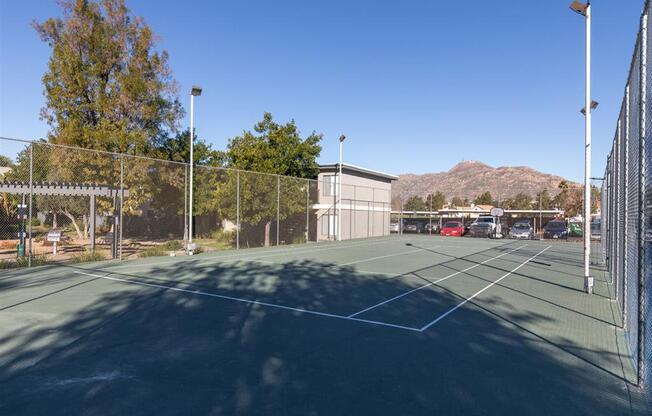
(0, 166, 12, 178)
(438, 203, 494, 219)
(315, 163, 397, 241)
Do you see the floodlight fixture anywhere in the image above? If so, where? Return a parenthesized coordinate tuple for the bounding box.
(569, 1, 588, 16)
(191, 85, 203, 96)
(580, 100, 599, 115)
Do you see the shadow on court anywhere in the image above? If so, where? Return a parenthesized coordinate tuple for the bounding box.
(0, 253, 648, 415)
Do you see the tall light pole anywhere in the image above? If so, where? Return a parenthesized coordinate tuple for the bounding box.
(188, 85, 202, 254)
(570, 1, 594, 293)
(338, 134, 346, 241)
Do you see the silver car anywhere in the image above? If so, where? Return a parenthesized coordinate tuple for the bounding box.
(509, 222, 533, 240)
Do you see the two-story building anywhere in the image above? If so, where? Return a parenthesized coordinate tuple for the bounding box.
(315, 163, 397, 241)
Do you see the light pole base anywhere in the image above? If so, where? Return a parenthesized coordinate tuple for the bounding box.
(584, 276, 594, 294)
(187, 242, 196, 256)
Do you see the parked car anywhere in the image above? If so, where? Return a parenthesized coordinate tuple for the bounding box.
(424, 222, 440, 234)
(463, 222, 471, 234)
(474, 215, 498, 231)
(509, 222, 534, 240)
(403, 220, 419, 233)
(441, 221, 465, 237)
(468, 222, 493, 238)
(568, 222, 583, 237)
(543, 220, 568, 240)
(389, 222, 400, 233)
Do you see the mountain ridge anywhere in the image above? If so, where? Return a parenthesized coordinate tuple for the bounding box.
(393, 161, 578, 202)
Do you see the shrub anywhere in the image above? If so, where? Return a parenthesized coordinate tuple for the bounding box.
(211, 229, 234, 244)
(69, 250, 107, 264)
(0, 255, 49, 269)
(140, 247, 168, 258)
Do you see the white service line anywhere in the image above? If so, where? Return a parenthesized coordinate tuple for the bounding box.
(419, 245, 552, 331)
(73, 271, 422, 332)
(100, 238, 402, 271)
(338, 245, 440, 266)
(347, 244, 528, 318)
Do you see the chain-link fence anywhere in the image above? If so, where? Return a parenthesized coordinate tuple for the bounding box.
(0, 137, 393, 268)
(601, 0, 651, 399)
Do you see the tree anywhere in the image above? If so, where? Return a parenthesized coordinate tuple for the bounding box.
(32, 0, 185, 240)
(552, 185, 600, 217)
(473, 191, 493, 206)
(404, 196, 426, 212)
(0, 155, 17, 217)
(156, 129, 225, 166)
(426, 191, 446, 210)
(503, 193, 532, 210)
(533, 188, 553, 210)
(0, 155, 14, 168)
(450, 196, 464, 208)
(215, 113, 322, 246)
(225, 113, 322, 178)
(34, 0, 183, 153)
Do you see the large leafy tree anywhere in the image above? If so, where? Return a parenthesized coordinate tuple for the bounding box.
(533, 188, 553, 210)
(32, 0, 184, 240)
(426, 191, 446, 210)
(473, 191, 493, 206)
(34, 0, 182, 152)
(404, 196, 426, 212)
(215, 113, 322, 247)
(503, 193, 533, 210)
(224, 112, 322, 178)
(552, 183, 600, 217)
(450, 196, 464, 208)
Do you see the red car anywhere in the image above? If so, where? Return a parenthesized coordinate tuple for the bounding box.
(441, 221, 465, 237)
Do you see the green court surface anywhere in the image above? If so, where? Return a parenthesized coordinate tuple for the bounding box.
(0, 236, 649, 415)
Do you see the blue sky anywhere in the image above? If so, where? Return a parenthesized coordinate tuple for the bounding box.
(0, 0, 644, 181)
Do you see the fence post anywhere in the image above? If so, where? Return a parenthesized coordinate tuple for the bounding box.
(637, 10, 648, 386)
(353, 186, 357, 239)
(28, 143, 33, 267)
(305, 182, 309, 242)
(429, 194, 433, 235)
(623, 85, 631, 328)
(236, 171, 240, 250)
(119, 156, 124, 260)
(399, 199, 403, 236)
(276, 175, 280, 246)
(184, 164, 188, 246)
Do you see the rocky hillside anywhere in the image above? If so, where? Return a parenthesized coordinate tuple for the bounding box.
(394, 161, 577, 202)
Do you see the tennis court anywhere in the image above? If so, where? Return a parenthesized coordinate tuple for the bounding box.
(0, 235, 649, 415)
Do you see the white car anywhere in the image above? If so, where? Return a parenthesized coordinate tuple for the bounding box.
(471, 215, 502, 238)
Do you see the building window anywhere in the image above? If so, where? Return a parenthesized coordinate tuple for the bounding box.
(323, 175, 336, 196)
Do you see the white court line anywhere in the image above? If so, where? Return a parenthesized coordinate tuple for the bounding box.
(419, 245, 552, 331)
(338, 245, 440, 266)
(100, 238, 402, 271)
(347, 244, 527, 318)
(73, 271, 422, 332)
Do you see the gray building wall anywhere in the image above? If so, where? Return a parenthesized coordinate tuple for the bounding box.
(315, 165, 395, 241)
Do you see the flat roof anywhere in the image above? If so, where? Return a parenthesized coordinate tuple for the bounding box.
(319, 163, 398, 181)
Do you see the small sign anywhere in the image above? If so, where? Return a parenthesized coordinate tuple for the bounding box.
(490, 207, 505, 217)
(17, 204, 27, 218)
(47, 231, 62, 242)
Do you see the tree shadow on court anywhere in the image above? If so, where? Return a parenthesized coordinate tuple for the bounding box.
(0, 253, 648, 416)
